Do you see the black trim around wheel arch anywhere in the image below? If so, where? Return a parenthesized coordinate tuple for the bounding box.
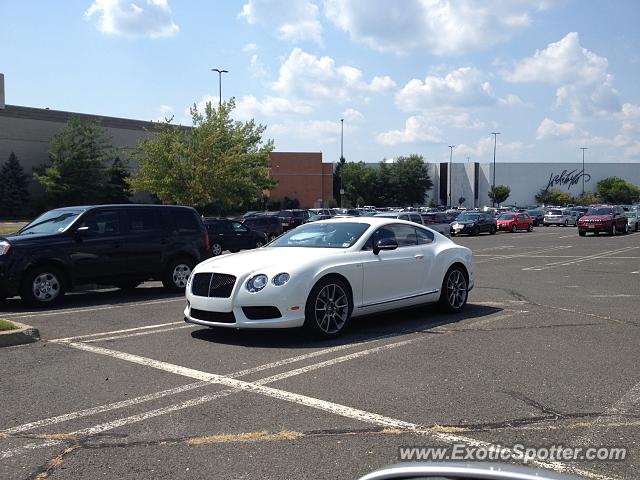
(358, 289, 440, 309)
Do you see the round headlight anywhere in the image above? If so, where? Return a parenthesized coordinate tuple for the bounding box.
(272, 272, 290, 286)
(246, 274, 268, 293)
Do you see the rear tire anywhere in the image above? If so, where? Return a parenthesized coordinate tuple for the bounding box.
(162, 257, 194, 292)
(303, 277, 352, 339)
(21, 266, 66, 307)
(268, 233, 278, 242)
(439, 265, 468, 313)
(254, 240, 264, 248)
(511, 225, 517, 233)
(489, 226, 496, 235)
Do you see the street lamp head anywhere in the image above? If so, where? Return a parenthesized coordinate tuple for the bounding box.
(211, 68, 229, 74)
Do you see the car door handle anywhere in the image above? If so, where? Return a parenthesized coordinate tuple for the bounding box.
(414, 254, 424, 260)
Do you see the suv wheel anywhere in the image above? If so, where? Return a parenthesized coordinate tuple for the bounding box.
(489, 226, 496, 235)
(163, 257, 194, 291)
(22, 266, 66, 307)
(268, 233, 278, 242)
(210, 242, 223, 256)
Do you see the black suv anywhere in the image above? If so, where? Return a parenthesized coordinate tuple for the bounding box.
(278, 209, 310, 231)
(238, 215, 283, 241)
(203, 218, 268, 256)
(0, 205, 210, 306)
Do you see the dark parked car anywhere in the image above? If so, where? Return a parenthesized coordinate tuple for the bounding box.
(0, 205, 210, 306)
(203, 218, 268, 256)
(277, 209, 310, 231)
(577, 205, 628, 236)
(451, 212, 497, 236)
(238, 214, 283, 241)
(527, 208, 545, 226)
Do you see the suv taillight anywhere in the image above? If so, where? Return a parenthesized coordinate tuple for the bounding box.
(204, 232, 210, 254)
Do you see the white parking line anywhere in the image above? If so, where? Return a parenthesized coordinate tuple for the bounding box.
(477, 245, 572, 264)
(49, 322, 185, 342)
(38, 341, 611, 479)
(82, 325, 195, 343)
(523, 246, 639, 271)
(1, 298, 184, 319)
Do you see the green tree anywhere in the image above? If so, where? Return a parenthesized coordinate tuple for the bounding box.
(596, 177, 640, 204)
(103, 156, 131, 203)
(386, 155, 433, 206)
(488, 185, 511, 205)
(341, 161, 378, 206)
(0, 151, 30, 218)
(535, 188, 573, 205)
(34, 117, 127, 207)
(574, 192, 599, 206)
(130, 99, 275, 211)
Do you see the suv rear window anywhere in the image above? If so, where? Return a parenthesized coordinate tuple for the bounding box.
(173, 210, 201, 233)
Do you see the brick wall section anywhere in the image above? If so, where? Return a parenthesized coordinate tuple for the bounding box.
(268, 152, 334, 208)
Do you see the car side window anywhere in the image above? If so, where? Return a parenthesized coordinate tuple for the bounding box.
(127, 209, 157, 233)
(416, 228, 434, 244)
(232, 221, 249, 232)
(173, 210, 200, 233)
(79, 211, 121, 237)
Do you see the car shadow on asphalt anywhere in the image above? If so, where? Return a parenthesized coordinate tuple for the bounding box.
(0, 284, 183, 313)
(189, 303, 503, 350)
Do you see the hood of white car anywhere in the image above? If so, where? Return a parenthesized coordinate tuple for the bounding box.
(197, 247, 344, 274)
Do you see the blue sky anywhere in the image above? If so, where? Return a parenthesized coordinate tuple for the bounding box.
(2, 0, 640, 165)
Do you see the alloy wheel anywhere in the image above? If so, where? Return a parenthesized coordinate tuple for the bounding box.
(32, 272, 61, 303)
(314, 283, 349, 334)
(172, 263, 191, 288)
(446, 269, 467, 310)
(211, 243, 222, 256)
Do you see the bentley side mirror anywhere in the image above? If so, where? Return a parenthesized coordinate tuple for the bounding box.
(373, 238, 398, 255)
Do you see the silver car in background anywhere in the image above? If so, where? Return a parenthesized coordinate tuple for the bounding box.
(543, 208, 576, 227)
(627, 210, 639, 232)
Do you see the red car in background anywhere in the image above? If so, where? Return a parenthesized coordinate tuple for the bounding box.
(496, 212, 534, 233)
(577, 205, 628, 236)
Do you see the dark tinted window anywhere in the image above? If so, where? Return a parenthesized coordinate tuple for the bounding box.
(79, 211, 121, 237)
(128, 209, 157, 233)
(174, 210, 200, 233)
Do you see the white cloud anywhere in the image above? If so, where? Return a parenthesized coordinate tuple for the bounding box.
(504, 32, 620, 118)
(395, 67, 496, 112)
(155, 104, 174, 121)
(342, 108, 364, 122)
(243, 42, 258, 53)
(239, 0, 322, 43)
(269, 119, 355, 145)
(499, 93, 529, 107)
(536, 118, 577, 140)
(455, 136, 529, 159)
(376, 116, 443, 145)
(273, 48, 396, 103)
(249, 54, 267, 78)
(324, 0, 557, 55)
(85, 0, 179, 38)
(234, 95, 312, 120)
(618, 103, 640, 134)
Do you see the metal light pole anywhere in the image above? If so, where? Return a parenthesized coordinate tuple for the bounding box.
(491, 132, 501, 206)
(580, 147, 588, 196)
(448, 145, 455, 209)
(211, 68, 229, 107)
(339, 118, 345, 208)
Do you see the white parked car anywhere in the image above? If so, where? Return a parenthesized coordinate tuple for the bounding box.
(543, 208, 576, 226)
(627, 210, 639, 232)
(184, 217, 474, 338)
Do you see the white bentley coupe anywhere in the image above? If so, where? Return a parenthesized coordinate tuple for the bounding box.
(184, 217, 474, 338)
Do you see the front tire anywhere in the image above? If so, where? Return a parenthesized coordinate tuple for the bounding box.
(527, 224, 533, 232)
(611, 223, 617, 236)
(439, 265, 468, 313)
(303, 277, 352, 338)
(21, 266, 66, 307)
(578, 230, 586, 237)
(210, 242, 223, 256)
(511, 225, 517, 233)
(162, 257, 194, 292)
(489, 226, 496, 235)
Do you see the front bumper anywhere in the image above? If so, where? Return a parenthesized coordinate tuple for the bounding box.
(451, 224, 476, 235)
(578, 223, 610, 233)
(184, 271, 308, 329)
(497, 223, 514, 231)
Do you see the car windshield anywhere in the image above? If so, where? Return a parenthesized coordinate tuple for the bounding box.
(498, 214, 515, 220)
(457, 213, 479, 221)
(269, 222, 369, 248)
(547, 210, 562, 215)
(18, 209, 83, 235)
(586, 207, 614, 215)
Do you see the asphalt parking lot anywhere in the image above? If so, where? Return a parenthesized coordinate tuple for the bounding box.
(1, 227, 639, 480)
